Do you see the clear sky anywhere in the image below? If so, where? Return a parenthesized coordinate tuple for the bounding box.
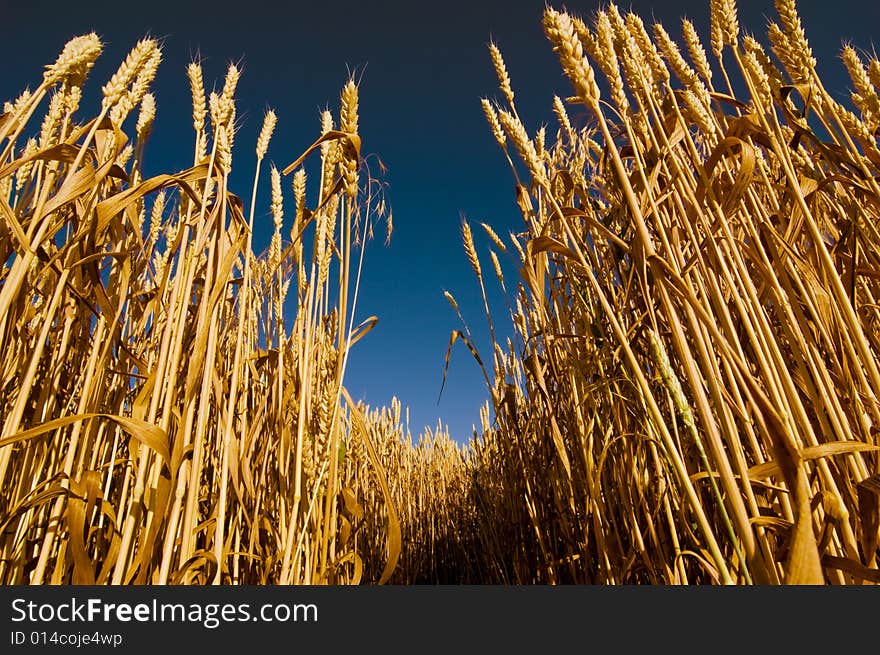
(2, 0, 878, 441)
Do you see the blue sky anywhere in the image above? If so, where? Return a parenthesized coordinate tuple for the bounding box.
(2, 0, 878, 441)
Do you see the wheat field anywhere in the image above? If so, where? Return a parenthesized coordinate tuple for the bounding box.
(1, 0, 878, 585)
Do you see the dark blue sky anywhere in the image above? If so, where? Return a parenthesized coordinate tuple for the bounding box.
(2, 0, 878, 441)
